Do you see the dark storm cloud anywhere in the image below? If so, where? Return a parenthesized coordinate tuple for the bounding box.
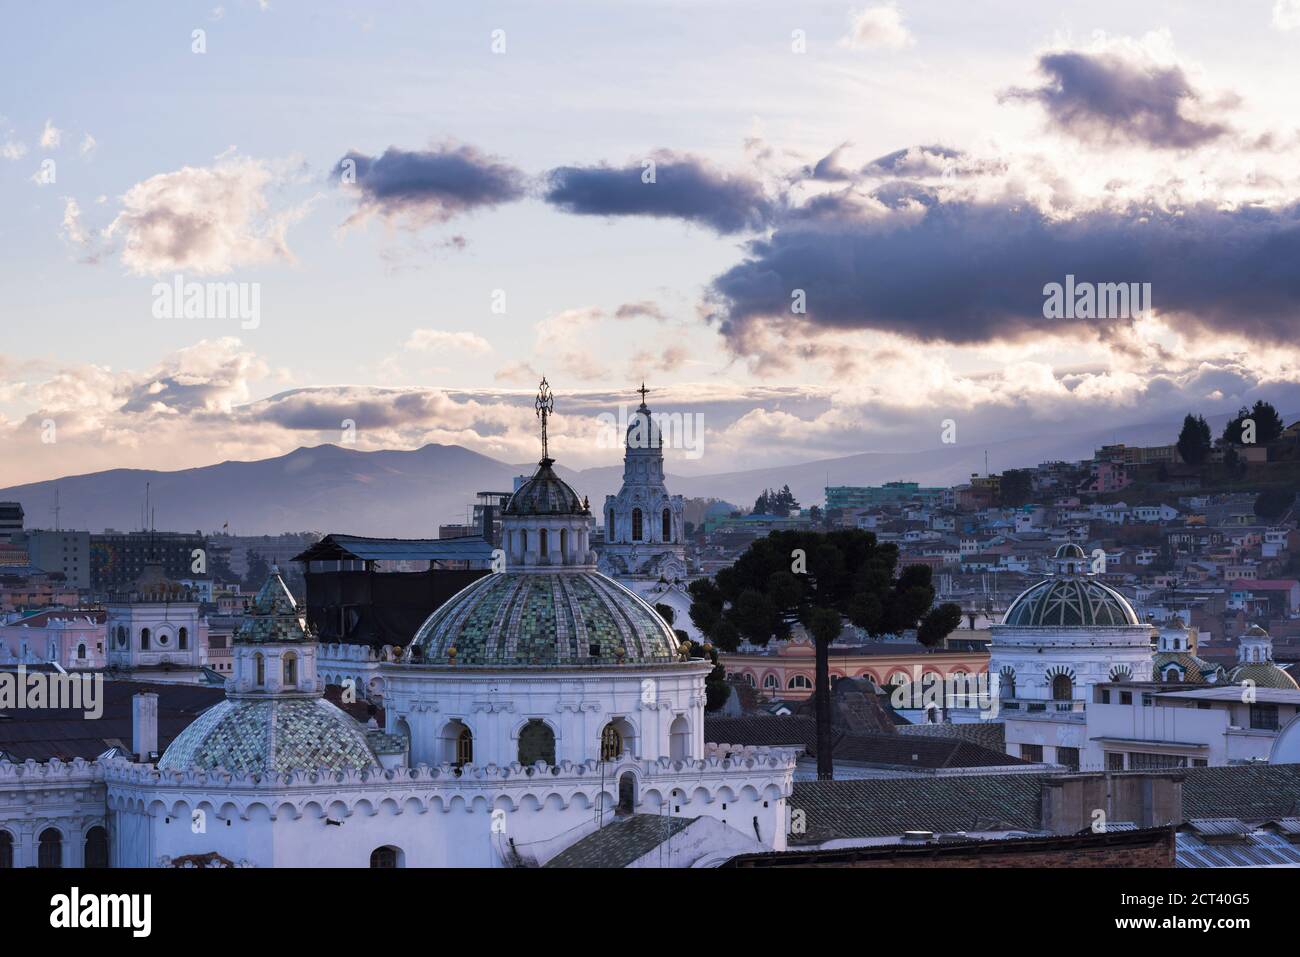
(542, 152, 775, 234)
(332, 145, 527, 224)
(706, 199, 1300, 346)
(1001, 50, 1231, 149)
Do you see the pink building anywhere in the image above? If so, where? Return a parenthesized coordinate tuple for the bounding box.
(0, 609, 107, 669)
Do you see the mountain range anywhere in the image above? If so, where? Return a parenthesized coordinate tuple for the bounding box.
(0, 410, 1272, 536)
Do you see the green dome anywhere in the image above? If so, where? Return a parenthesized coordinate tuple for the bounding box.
(1002, 577, 1140, 627)
(1229, 662, 1299, 690)
(406, 570, 680, 667)
(157, 697, 379, 775)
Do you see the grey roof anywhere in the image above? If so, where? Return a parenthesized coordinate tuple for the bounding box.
(787, 773, 1046, 844)
(1182, 763, 1300, 822)
(544, 815, 694, 868)
(503, 458, 589, 516)
(897, 721, 1006, 752)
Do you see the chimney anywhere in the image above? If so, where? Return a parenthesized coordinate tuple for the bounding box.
(132, 691, 159, 760)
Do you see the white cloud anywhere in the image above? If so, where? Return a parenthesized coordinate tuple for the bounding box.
(39, 119, 61, 150)
(404, 329, 493, 353)
(103, 155, 307, 276)
(1, 138, 27, 161)
(79, 133, 96, 158)
(842, 5, 915, 51)
(1274, 0, 1300, 30)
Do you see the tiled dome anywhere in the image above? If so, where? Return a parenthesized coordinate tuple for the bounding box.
(503, 458, 589, 516)
(158, 697, 379, 775)
(1229, 662, 1299, 690)
(405, 570, 680, 666)
(1002, 577, 1140, 627)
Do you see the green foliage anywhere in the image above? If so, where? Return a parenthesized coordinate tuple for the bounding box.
(678, 632, 730, 711)
(653, 602, 676, 627)
(752, 484, 800, 517)
(1177, 413, 1211, 465)
(1223, 400, 1284, 446)
(1254, 487, 1296, 521)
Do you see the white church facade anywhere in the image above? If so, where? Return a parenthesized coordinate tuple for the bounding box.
(5, 380, 794, 869)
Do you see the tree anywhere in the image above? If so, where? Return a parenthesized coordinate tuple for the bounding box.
(752, 489, 771, 515)
(653, 603, 676, 627)
(243, 549, 271, 591)
(1224, 400, 1285, 446)
(772, 485, 800, 517)
(687, 529, 961, 779)
(1254, 488, 1296, 521)
(1177, 414, 1212, 465)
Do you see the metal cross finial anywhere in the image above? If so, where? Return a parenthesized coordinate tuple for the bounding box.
(637, 382, 649, 407)
(535, 376, 555, 460)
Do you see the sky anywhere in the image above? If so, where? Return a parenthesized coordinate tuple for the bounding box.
(5, 0, 1300, 487)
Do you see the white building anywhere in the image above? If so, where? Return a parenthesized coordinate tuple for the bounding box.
(105, 563, 209, 680)
(597, 384, 687, 585)
(990, 543, 1156, 769)
(97, 390, 794, 868)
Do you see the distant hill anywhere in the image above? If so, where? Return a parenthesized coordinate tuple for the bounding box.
(0, 409, 1287, 535)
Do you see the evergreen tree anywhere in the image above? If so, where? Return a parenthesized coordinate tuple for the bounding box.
(1176, 414, 1212, 464)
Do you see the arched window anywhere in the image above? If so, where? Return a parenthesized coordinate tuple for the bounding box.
(762, 674, 778, 689)
(76, 643, 86, 661)
(743, 673, 755, 686)
(600, 722, 623, 761)
(255, 652, 265, 686)
(1109, 665, 1132, 683)
(283, 652, 297, 687)
(1051, 673, 1074, 701)
(539, 528, 549, 560)
(518, 719, 556, 766)
(521, 529, 528, 556)
(140, 628, 150, 651)
(116, 625, 127, 648)
(999, 667, 1016, 700)
(0, 831, 12, 869)
(608, 511, 616, 540)
(84, 826, 108, 869)
(617, 771, 637, 816)
(669, 715, 690, 761)
(369, 846, 399, 868)
(662, 508, 672, 541)
(631, 508, 643, 542)
(788, 674, 813, 690)
(38, 828, 62, 868)
(178, 627, 188, 650)
(456, 726, 473, 766)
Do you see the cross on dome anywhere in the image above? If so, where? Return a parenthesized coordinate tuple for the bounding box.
(637, 381, 650, 409)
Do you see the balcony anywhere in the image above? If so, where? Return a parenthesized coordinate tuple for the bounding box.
(999, 697, 1086, 719)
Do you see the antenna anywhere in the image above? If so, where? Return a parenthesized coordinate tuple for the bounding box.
(51, 487, 61, 532)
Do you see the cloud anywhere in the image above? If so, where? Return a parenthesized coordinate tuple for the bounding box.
(706, 195, 1300, 351)
(542, 150, 774, 234)
(1001, 44, 1232, 149)
(104, 156, 305, 275)
(614, 300, 669, 322)
(79, 133, 96, 158)
(40, 120, 61, 150)
(404, 329, 493, 354)
(1274, 0, 1300, 30)
(841, 5, 915, 51)
(332, 144, 526, 229)
(1, 138, 26, 161)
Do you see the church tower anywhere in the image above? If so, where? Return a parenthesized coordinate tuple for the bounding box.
(597, 383, 686, 583)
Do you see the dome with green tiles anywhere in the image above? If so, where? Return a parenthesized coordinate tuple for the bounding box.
(157, 697, 380, 774)
(405, 570, 680, 666)
(236, 569, 312, 644)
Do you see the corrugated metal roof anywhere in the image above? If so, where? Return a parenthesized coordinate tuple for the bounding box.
(1184, 817, 1250, 837)
(1178, 831, 1300, 867)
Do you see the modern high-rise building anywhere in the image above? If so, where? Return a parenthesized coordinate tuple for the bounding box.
(13, 530, 92, 590)
(0, 503, 23, 544)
